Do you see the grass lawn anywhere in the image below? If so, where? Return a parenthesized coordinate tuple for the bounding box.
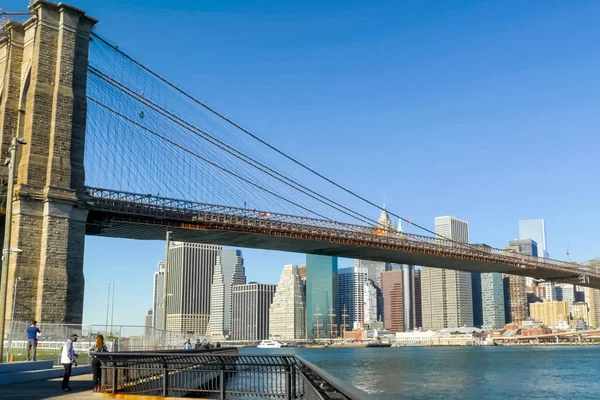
(8, 348, 90, 365)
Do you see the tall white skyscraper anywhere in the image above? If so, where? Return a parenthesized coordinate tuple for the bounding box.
(208, 250, 246, 339)
(152, 262, 165, 330)
(519, 219, 548, 258)
(363, 280, 378, 325)
(338, 266, 368, 331)
(166, 242, 223, 334)
(269, 265, 306, 340)
(421, 216, 473, 330)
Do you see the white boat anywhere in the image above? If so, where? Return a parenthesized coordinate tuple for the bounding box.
(257, 340, 285, 348)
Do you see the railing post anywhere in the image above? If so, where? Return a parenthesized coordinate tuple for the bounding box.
(220, 365, 226, 399)
(290, 365, 297, 400)
(285, 366, 292, 400)
(112, 365, 118, 394)
(163, 363, 169, 397)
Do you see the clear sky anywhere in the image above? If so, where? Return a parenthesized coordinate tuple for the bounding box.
(5, 0, 600, 325)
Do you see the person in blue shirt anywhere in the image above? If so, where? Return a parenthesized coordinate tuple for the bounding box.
(183, 339, 192, 350)
(26, 320, 40, 362)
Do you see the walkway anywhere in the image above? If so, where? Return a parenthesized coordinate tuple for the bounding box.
(0, 373, 94, 399)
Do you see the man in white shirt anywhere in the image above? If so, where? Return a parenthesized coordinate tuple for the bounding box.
(60, 333, 79, 392)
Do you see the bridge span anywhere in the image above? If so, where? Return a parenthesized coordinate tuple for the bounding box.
(85, 188, 600, 289)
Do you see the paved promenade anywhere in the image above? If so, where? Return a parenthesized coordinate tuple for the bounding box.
(0, 373, 95, 399)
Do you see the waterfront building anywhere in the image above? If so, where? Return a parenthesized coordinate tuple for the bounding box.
(394, 331, 436, 346)
(433, 327, 485, 346)
(413, 269, 422, 329)
(208, 250, 246, 339)
(471, 272, 483, 328)
(570, 302, 590, 326)
(166, 242, 222, 334)
(306, 255, 338, 338)
(529, 301, 569, 327)
(422, 216, 473, 330)
(363, 279, 378, 325)
(231, 283, 277, 341)
(582, 261, 600, 328)
(481, 273, 505, 329)
(269, 265, 306, 340)
(338, 266, 368, 332)
(381, 270, 403, 332)
(152, 261, 165, 330)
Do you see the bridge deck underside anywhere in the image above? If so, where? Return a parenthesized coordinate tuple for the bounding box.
(86, 211, 599, 287)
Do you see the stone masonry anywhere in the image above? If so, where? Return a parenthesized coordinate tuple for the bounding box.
(0, 1, 96, 323)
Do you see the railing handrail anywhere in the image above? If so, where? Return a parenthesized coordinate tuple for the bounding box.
(295, 355, 377, 400)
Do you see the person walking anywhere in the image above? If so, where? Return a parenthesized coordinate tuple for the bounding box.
(194, 339, 202, 350)
(183, 339, 192, 350)
(89, 334, 108, 392)
(25, 320, 40, 361)
(60, 334, 78, 392)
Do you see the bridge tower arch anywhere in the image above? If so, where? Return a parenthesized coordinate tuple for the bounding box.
(0, 1, 96, 323)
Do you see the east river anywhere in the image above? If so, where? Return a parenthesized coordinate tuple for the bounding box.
(241, 346, 600, 399)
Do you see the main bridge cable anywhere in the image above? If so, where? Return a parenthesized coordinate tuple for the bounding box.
(89, 33, 448, 241)
(86, 96, 336, 222)
(89, 33, 565, 264)
(87, 66, 384, 228)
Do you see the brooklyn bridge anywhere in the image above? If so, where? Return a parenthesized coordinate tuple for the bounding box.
(0, 0, 597, 327)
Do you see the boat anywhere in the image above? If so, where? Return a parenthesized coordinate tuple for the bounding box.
(257, 340, 286, 348)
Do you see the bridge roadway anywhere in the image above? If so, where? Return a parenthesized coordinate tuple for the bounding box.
(84, 188, 600, 288)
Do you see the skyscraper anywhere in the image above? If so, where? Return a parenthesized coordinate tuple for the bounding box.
(166, 242, 222, 334)
(412, 269, 422, 329)
(505, 239, 537, 324)
(152, 261, 165, 330)
(208, 250, 246, 339)
(231, 283, 276, 341)
(338, 266, 368, 331)
(518, 219, 548, 258)
(306, 255, 338, 338)
(471, 272, 483, 328)
(481, 273, 505, 329)
(353, 259, 386, 320)
(269, 265, 306, 340)
(145, 309, 153, 337)
(585, 258, 600, 328)
(421, 216, 473, 330)
(363, 280, 378, 325)
(381, 270, 404, 332)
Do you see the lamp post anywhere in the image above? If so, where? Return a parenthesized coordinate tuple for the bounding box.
(0, 137, 26, 362)
(162, 231, 172, 343)
(5, 277, 21, 362)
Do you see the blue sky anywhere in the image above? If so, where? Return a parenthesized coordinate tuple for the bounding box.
(6, 0, 600, 325)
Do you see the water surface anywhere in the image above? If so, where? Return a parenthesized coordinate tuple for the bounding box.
(242, 346, 600, 399)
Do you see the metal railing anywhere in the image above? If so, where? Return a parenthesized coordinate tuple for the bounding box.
(94, 349, 370, 399)
(3, 321, 206, 365)
(85, 187, 599, 281)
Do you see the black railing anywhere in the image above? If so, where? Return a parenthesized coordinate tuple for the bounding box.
(93, 349, 371, 399)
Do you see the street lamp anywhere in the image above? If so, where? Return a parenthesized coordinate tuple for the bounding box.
(5, 277, 21, 362)
(162, 231, 172, 333)
(0, 137, 26, 362)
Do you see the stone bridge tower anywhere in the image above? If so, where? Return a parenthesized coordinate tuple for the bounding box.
(0, 1, 96, 323)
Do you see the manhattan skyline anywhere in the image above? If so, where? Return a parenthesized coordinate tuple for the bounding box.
(48, 0, 600, 325)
